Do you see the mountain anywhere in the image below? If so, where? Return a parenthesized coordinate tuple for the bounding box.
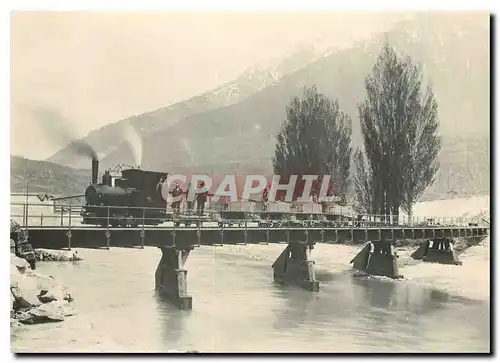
(10, 156, 90, 196)
(47, 45, 323, 169)
(420, 134, 490, 201)
(46, 13, 490, 201)
(135, 15, 490, 163)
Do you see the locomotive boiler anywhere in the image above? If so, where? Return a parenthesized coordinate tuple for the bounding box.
(81, 159, 169, 227)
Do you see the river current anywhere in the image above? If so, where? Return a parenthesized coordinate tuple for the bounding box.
(11, 240, 490, 353)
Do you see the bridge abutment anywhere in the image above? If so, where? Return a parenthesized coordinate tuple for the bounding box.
(155, 246, 193, 310)
(272, 242, 319, 292)
(351, 241, 403, 279)
(411, 239, 462, 265)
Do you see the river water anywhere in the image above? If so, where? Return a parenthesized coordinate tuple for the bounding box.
(11, 240, 490, 353)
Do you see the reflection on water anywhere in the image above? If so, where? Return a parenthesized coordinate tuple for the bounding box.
(155, 293, 190, 344)
(353, 276, 397, 309)
(11, 246, 490, 353)
(272, 286, 319, 330)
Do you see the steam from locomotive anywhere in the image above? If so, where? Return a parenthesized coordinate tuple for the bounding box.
(121, 121, 143, 168)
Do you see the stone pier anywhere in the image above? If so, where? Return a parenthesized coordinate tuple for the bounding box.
(410, 238, 462, 265)
(155, 246, 193, 310)
(272, 242, 320, 292)
(350, 240, 403, 279)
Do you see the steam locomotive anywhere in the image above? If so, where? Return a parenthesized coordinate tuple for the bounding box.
(81, 159, 169, 227)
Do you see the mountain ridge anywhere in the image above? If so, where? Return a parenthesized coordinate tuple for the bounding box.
(47, 44, 329, 167)
(39, 13, 489, 202)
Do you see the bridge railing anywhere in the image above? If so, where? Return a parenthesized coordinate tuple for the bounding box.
(10, 201, 488, 229)
(51, 195, 85, 214)
(53, 205, 84, 214)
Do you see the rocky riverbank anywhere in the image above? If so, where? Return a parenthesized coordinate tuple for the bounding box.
(34, 249, 83, 262)
(11, 219, 83, 263)
(10, 254, 77, 327)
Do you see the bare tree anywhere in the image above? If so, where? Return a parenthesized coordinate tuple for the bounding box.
(273, 86, 352, 201)
(357, 42, 440, 222)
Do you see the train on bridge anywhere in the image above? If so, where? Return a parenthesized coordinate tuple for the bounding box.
(36, 158, 475, 230)
(76, 159, 367, 229)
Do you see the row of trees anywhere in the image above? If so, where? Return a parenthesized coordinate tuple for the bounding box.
(272, 42, 441, 221)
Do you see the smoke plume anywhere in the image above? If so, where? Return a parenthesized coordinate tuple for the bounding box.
(31, 106, 98, 161)
(67, 140, 98, 161)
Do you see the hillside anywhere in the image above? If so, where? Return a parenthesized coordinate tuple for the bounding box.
(47, 45, 323, 168)
(420, 135, 490, 201)
(46, 13, 490, 201)
(10, 156, 90, 196)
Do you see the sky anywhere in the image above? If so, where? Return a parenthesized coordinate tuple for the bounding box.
(10, 11, 406, 160)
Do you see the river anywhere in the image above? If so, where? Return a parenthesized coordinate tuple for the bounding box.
(11, 240, 490, 353)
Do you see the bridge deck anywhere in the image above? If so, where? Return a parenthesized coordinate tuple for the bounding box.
(21, 225, 489, 250)
(11, 200, 489, 250)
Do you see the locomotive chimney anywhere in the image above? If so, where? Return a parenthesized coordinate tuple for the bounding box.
(91, 158, 99, 185)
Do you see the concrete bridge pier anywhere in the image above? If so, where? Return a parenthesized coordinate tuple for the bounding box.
(155, 246, 193, 310)
(411, 238, 462, 265)
(272, 242, 320, 292)
(351, 241, 403, 279)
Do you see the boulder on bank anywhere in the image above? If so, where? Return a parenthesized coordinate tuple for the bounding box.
(10, 219, 21, 234)
(34, 249, 83, 262)
(11, 219, 37, 269)
(10, 253, 76, 326)
(15, 300, 76, 325)
(37, 288, 73, 304)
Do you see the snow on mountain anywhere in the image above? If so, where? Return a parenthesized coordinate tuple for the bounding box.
(47, 40, 331, 169)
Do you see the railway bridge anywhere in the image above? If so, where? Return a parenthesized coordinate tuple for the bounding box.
(10, 201, 489, 310)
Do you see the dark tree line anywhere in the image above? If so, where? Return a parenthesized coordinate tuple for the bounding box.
(273, 42, 441, 219)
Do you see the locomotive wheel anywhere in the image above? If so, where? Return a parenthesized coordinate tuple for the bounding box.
(174, 222, 180, 227)
(218, 222, 223, 228)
